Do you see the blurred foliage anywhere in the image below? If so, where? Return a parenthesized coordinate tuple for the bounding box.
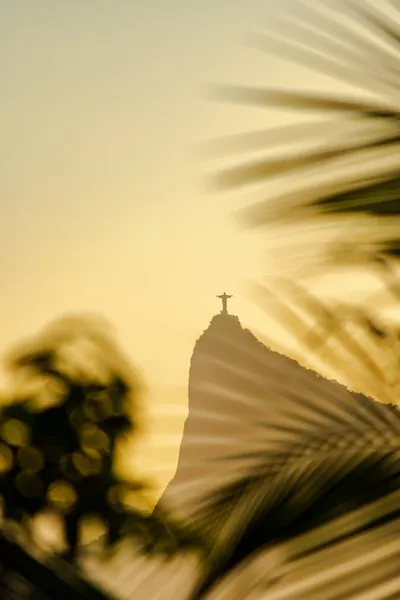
(211, 0, 400, 278)
(250, 274, 400, 399)
(0, 315, 205, 599)
(184, 282, 400, 599)
(185, 3, 400, 596)
(0, 532, 114, 600)
(6, 2, 400, 598)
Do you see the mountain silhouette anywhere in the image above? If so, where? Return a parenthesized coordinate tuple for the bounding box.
(159, 310, 283, 513)
(157, 304, 399, 524)
(78, 305, 400, 599)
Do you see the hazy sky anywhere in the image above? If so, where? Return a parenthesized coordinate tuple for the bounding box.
(1, 1, 382, 491)
(2, 0, 329, 386)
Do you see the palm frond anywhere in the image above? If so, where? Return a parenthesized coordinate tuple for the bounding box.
(147, 270, 400, 599)
(212, 0, 400, 266)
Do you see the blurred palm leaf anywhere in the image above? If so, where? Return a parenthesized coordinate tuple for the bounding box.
(181, 286, 400, 599)
(213, 0, 400, 267)
(0, 533, 115, 600)
(116, 5, 400, 595)
(166, 5, 400, 595)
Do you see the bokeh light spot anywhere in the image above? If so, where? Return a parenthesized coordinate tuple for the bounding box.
(1, 419, 30, 447)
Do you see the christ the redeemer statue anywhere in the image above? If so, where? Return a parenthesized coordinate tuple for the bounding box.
(217, 292, 233, 315)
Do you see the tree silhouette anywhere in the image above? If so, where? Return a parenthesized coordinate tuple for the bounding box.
(0, 314, 204, 598)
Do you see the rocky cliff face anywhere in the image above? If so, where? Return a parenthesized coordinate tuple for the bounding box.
(159, 310, 392, 520)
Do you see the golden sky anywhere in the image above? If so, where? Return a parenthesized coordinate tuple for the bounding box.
(0, 0, 358, 384)
(1, 0, 269, 386)
(1, 1, 388, 494)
